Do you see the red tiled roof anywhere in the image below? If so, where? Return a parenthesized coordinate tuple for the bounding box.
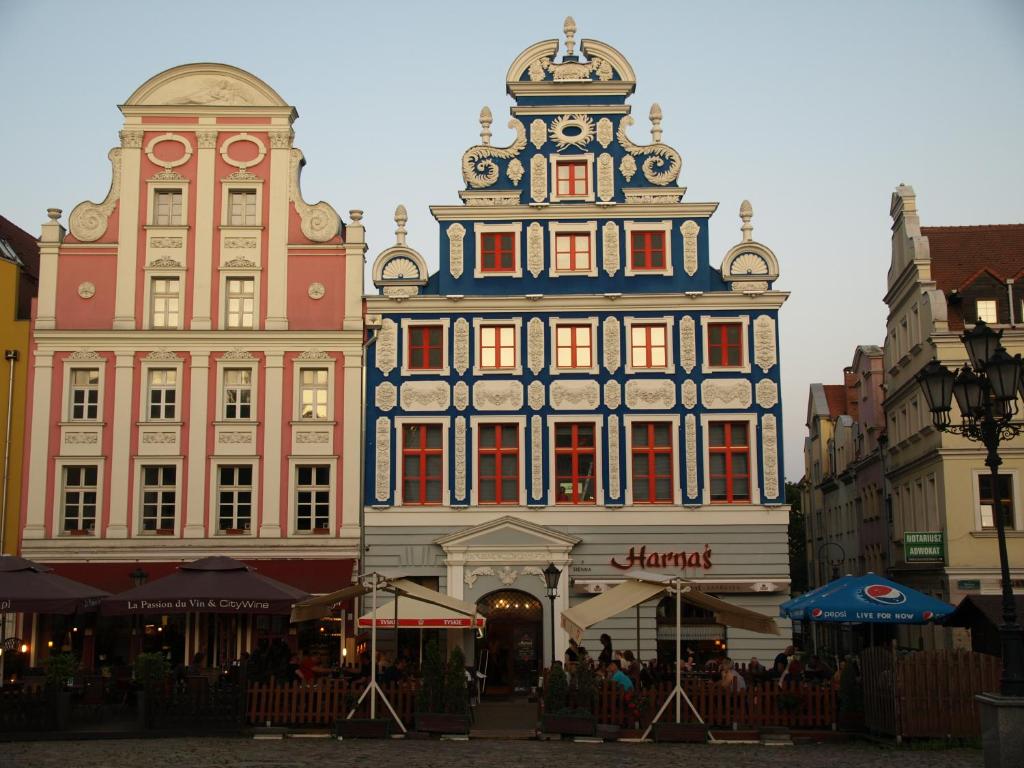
(823, 384, 847, 418)
(0, 214, 39, 279)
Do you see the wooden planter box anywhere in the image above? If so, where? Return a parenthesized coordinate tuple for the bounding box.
(541, 713, 596, 737)
(335, 718, 392, 739)
(652, 722, 708, 743)
(415, 712, 470, 734)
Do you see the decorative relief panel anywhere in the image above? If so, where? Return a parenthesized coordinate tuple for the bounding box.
(447, 223, 466, 279)
(685, 414, 698, 499)
(376, 318, 397, 375)
(77, 282, 96, 299)
(296, 432, 330, 444)
(150, 237, 183, 249)
(374, 382, 397, 412)
(528, 381, 545, 411)
(64, 432, 98, 445)
(219, 431, 252, 444)
(681, 380, 698, 409)
(681, 220, 700, 277)
(602, 316, 621, 373)
(460, 118, 526, 188)
(69, 148, 121, 242)
(224, 237, 256, 249)
(597, 153, 614, 202)
(307, 282, 325, 300)
(297, 349, 330, 361)
(68, 349, 103, 361)
(375, 417, 390, 502)
(527, 317, 545, 374)
(400, 382, 450, 412)
(701, 379, 752, 409)
(754, 316, 777, 372)
(620, 154, 637, 182)
(141, 432, 176, 445)
(222, 348, 255, 361)
(762, 414, 779, 500)
(603, 380, 621, 410)
(531, 415, 543, 502)
(454, 416, 467, 500)
(530, 154, 547, 203)
(608, 414, 620, 499)
(550, 380, 600, 411)
(506, 158, 524, 185)
(473, 381, 524, 411)
(602, 222, 620, 276)
(453, 381, 469, 411)
(527, 222, 544, 278)
(453, 318, 470, 375)
(625, 379, 676, 410)
(597, 117, 614, 148)
(288, 149, 341, 242)
(530, 119, 547, 150)
(145, 349, 181, 361)
(549, 114, 595, 150)
(755, 379, 779, 409)
(679, 317, 696, 374)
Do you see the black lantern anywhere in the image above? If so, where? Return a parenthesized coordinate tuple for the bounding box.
(963, 319, 1001, 371)
(130, 567, 149, 588)
(543, 562, 561, 598)
(986, 349, 1022, 406)
(952, 367, 985, 420)
(917, 360, 956, 426)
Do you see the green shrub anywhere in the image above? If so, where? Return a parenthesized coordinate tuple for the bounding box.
(133, 652, 170, 692)
(443, 646, 468, 715)
(44, 653, 79, 689)
(416, 639, 444, 714)
(544, 664, 569, 714)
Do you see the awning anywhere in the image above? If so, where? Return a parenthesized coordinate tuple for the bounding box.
(290, 583, 369, 623)
(561, 571, 779, 643)
(358, 595, 485, 629)
(0, 555, 109, 614)
(779, 573, 953, 624)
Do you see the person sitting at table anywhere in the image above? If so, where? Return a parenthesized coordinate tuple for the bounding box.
(607, 660, 634, 692)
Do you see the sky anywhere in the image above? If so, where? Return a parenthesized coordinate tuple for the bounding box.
(1, 0, 1022, 482)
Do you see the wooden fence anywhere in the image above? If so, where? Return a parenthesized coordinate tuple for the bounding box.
(550, 679, 836, 730)
(862, 646, 1000, 740)
(247, 679, 418, 727)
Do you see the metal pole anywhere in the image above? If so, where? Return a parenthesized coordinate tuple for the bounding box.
(1, 350, 19, 555)
(548, 594, 556, 667)
(0, 611, 6, 684)
(675, 580, 681, 723)
(370, 573, 378, 719)
(636, 604, 641, 661)
(357, 329, 380, 639)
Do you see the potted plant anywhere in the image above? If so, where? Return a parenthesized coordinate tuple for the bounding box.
(44, 652, 79, 730)
(415, 643, 470, 734)
(542, 661, 596, 737)
(837, 657, 863, 732)
(133, 652, 170, 729)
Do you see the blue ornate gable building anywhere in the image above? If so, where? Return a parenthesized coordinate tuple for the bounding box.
(364, 19, 790, 681)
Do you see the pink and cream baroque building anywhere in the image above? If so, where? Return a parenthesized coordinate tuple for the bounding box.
(20, 64, 365, 594)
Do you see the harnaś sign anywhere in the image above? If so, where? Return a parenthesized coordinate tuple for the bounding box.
(905, 531, 945, 562)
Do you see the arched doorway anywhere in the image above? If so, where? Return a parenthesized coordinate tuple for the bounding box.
(477, 589, 542, 696)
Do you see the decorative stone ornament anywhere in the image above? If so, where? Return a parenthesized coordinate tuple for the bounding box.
(616, 104, 682, 186)
(527, 381, 545, 411)
(597, 117, 614, 148)
(679, 317, 696, 374)
(597, 154, 614, 201)
(453, 381, 469, 411)
(461, 117, 527, 188)
(307, 282, 326, 300)
(69, 149, 121, 242)
(603, 317, 621, 372)
(762, 414, 779, 499)
(454, 417, 467, 500)
(447, 223, 466, 278)
(375, 417, 391, 502)
(453, 319, 470, 375)
(625, 380, 676, 409)
(681, 220, 700, 277)
(77, 282, 96, 299)
(721, 201, 780, 290)
(681, 380, 698, 409)
(602, 222, 620, 276)
(527, 318, 545, 373)
(530, 155, 547, 203)
(530, 119, 547, 150)
(531, 415, 543, 501)
(374, 382, 397, 411)
(372, 206, 429, 296)
(549, 114, 595, 150)
(755, 379, 779, 409)
(288, 149, 341, 242)
(608, 414, 621, 498)
(375, 319, 397, 375)
(701, 379, 753, 409)
(550, 380, 600, 410)
(604, 380, 622, 409)
(753, 315, 778, 372)
(527, 223, 544, 277)
(685, 414, 698, 499)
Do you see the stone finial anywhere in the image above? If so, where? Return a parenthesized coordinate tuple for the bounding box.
(479, 106, 493, 146)
(564, 16, 577, 57)
(740, 200, 753, 242)
(46, 208, 62, 221)
(349, 209, 364, 223)
(394, 204, 408, 245)
(649, 103, 663, 143)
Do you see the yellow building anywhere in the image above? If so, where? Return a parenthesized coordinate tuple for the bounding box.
(0, 215, 38, 555)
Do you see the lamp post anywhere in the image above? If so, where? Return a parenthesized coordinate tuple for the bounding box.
(543, 562, 561, 668)
(917, 320, 1023, 697)
(817, 541, 847, 583)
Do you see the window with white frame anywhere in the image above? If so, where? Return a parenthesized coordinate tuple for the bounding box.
(140, 465, 176, 533)
(978, 473, 1015, 530)
(223, 368, 252, 420)
(473, 223, 522, 278)
(976, 299, 998, 324)
(630, 323, 669, 369)
(228, 190, 258, 226)
(225, 277, 255, 329)
(550, 156, 594, 201)
(479, 325, 517, 370)
(61, 466, 98, 533)
(150, 277, 180, 329)
(217, 465, 253, 532)
(624, 221, 673, 276)
(147, 369, 177, 420)
(299, 368, 328, 420)
(296, 465, 330, 531)
(69, 368, 100, 421)
(555, 324, 593, 370)
(153, 190, 182, 226)
(555, 232, 591, 272)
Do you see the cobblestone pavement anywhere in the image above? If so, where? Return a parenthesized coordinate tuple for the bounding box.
(0, 737, 982, 768)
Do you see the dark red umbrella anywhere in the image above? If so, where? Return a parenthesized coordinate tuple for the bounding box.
(100, 556, 307, 615)
(0, 555, 109, 614)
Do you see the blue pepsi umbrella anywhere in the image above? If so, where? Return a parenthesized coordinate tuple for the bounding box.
(780, 573, 953, 624)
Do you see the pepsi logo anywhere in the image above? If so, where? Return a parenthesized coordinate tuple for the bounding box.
(863, 584, 906, 605)
(811, 608, 823, 618)
(922, 611, 933, 621)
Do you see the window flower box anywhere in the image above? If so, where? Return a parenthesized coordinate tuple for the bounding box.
(312, 527, 331, 535)
(155, 528, 175, 536)
(223, 528, 249, 535)
(66, 528, 93, 537)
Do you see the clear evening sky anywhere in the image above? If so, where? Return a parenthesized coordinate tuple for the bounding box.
(1, 0, 1022, 482)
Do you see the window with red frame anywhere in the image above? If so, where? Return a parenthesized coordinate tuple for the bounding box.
(555, 423, 596, 504)
(707, 322, 743, 368)
(554, 233, 592, 272)
(555, 325, 593, 369)
(480, 232, 516, 272)
(408, 325, 443, 370)
(478, 423, 518, 504)
(556, 160, 589, 197)
(630, 323, 668, 368)
(631, 422, 673, 503)
(709, 422, 750, 503)
(402, 424, 442, 505)
(479, 325, 516, 369)
(630, 230, 666, 271)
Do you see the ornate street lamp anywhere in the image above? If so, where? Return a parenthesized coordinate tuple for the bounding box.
(916, 324, 1024, 698)
(543, 562, 562, 667)
(130, 567, 149, 588)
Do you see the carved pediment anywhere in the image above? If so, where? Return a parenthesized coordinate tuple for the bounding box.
(435, 516, 580, 552)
